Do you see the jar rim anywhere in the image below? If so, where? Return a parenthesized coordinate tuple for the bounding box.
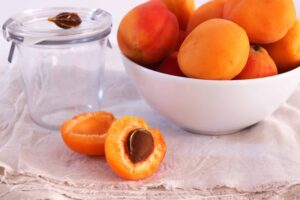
(2, 7, 112, 45)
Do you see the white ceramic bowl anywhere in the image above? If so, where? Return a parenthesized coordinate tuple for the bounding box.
(122, 55, 300, 135)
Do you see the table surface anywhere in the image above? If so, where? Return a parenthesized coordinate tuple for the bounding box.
(0, 47, 300, 199)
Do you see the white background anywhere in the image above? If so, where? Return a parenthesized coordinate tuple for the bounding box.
(0, 0, 299, 61)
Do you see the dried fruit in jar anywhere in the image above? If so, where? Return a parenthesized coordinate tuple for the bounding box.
(105, 116, 166, 180)
(48, 12, 82, 29)
(61, 112, 115, 156)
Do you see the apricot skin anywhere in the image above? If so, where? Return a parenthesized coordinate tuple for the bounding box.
(264, 20, 300, 73)
(118, 0, 179, 67)
(223, 0, 296, 44)
(161, 0, 195, 31)
(156, 52, 185, 77)
(235, 45, 278, 80)
(178, 19, 250, 80)
(187, 0, 226, 34)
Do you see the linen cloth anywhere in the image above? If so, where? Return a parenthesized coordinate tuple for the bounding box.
(1, 49, 300, 199)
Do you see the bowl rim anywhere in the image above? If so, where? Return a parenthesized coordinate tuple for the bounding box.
(122, 54, 300, 85)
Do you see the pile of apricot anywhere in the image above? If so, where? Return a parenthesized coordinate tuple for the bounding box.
(61, 112, 166, 180)
(118, 0, 300, 80)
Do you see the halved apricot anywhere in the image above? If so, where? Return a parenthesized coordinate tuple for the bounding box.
(61, 112, 115, 156)
(105, 116, 166, 180)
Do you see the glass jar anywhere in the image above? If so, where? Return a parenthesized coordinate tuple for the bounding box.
(2, 7, 112, 130)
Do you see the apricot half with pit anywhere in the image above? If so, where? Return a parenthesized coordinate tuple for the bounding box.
(105, 116, 166, 180)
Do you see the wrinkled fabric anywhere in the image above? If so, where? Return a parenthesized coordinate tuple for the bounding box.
(1, 50, 300, 199)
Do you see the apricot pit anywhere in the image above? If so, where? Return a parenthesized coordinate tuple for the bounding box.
(126, 128, 154, 163)
(48, 12, 82, 29)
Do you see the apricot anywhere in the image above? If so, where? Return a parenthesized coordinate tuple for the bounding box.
(118, 0, 179, 67)
(264, 20, 300, 73)
(105, 116, 166, 180)
(187, 0, 226, 34)
(161, 0, 195, 30)
(223, 0, 296, 44)
(178, 19, 250, 80)
(235, 45, 278, 80)
(176, 30, 187, 50)
(156, 52, 185, 77)
(61, 112, 115, 156)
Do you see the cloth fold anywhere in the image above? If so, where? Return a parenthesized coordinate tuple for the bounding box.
(1, 50, 300, 199)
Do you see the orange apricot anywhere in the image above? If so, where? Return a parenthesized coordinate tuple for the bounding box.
(187, 0, 226, 34)
(264, 19, 300, 73)
(61, 112, 115, 156)
(118, 0, 179, 67)
(223, 0, 296, 44)
(235, 45, 278, 80)
(105, 116, 166, 180)
(178, 19, 250, 80)
(160, 0, 195, 31)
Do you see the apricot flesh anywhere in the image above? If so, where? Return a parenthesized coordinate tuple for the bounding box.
(61, 112, 115, 156)
(178, 19, 250, 80)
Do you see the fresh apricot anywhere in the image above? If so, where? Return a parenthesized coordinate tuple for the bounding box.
(156, 52, 185, 77)
(235, 45, 278, 80)
(61, 112, 115, 156)
(223, 0, 296, 44)
(176, 30, 187, 50)
(118, 0, 179, 67)
(105, 116, 166, 180)
(178, 19, 250, 80)
(160, 0, 195, 31)
(264, 19, 300, 73)
(187, 0, 226, 34)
